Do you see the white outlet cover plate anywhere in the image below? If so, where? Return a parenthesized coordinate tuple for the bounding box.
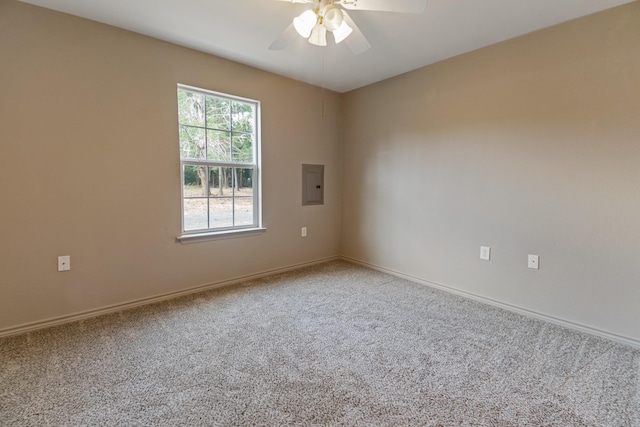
(528, 254, 539, 269)
(480, 246, 491, 261)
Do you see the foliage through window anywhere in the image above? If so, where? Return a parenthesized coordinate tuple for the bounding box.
(178, 85, 260, 234)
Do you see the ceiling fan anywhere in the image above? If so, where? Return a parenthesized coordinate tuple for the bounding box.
(269, 0, 427, 54)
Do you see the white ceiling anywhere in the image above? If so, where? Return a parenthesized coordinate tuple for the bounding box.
(18, 0, 635, 93)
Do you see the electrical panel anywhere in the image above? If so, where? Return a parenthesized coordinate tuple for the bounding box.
(302, 164, 324, 206)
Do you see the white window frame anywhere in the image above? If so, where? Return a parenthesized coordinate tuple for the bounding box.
(177, 84, 263, 241)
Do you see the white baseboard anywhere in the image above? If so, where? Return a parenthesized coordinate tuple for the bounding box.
(0, 256, 340, 339)
(341, 256, 640, 350)
(5, 254, 638, 350)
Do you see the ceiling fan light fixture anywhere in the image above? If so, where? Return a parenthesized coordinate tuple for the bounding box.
(332, 20, 353, 44)
(322, 5, 344, 32)
(293, 9, 317, 38)
(308, 22, 327, 46)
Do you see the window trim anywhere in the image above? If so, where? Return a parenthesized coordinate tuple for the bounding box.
(177, 226, 267, 244)
(177, 84, 263, 239)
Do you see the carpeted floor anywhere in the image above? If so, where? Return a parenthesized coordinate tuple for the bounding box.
(1, 261, 639, 426)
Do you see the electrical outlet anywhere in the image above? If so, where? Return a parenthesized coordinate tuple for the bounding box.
(301, 227, 307, 237)
(528, 254, 539, 270)
(480, 246, 491, 261)
(58, 255, 71, 272)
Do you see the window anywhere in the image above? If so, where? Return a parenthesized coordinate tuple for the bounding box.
(177, 85, 261, 237)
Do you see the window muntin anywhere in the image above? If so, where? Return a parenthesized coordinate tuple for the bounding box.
(178, 85, 260, 235)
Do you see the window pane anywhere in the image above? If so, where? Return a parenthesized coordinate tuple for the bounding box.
(207, 130, 231, 161)
(206, 96, 230, 130)
(234, 168, 254, 226)
(178, 90, 205, 127)
(234, 196, 254, 226)
(210, 197, 233, 229)
(207, 167, 217, 197)
(183, 198, 208, 231)
(208, 166, 231, 197)
(232, 133, 254, 162)
(234, 168, 254, 194)
(210, 167, 233, 228)
(180, 126, 205, 160)
(232, 101, 254, 134)
(183, 165, 207, 197)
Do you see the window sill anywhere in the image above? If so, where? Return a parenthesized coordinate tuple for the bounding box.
(177, 227, 267, 244)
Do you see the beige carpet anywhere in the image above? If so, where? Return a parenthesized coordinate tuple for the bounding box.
(1, 261, 639, 426)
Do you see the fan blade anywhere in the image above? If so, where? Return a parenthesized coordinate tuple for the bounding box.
(340, 0, 426, 14)
(269, 23, 299, 51)
(342, 11, 371, 55)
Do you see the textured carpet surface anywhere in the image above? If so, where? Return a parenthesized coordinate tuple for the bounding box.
(1, 261, 639, 426)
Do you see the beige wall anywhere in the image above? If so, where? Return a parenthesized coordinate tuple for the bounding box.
(0, 0, 342, 331)
(2, 0, 639, 344)
(341, 3, 640, 342)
